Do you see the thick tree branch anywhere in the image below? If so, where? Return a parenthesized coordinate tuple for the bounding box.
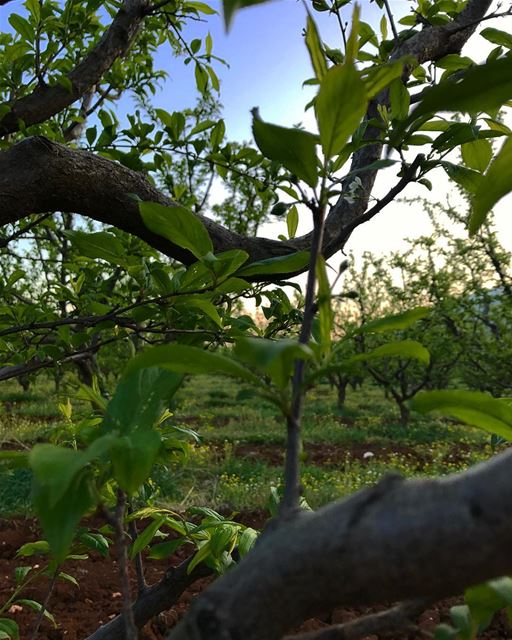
(0, 0, 494, 278)
(0, 136, 296, 267)
(320, 0, 492, 255)
(167, 449, 512, 640)
(0, 0, 148, 137)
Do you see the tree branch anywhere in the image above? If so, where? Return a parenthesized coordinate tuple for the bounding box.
(86, 556, 212, 640)
(0, 136, 297, 269)
(0, 0, 148, 137)
(319, 0, 492, 254)
(286, 598, 430, 640)
(166, 449, 512, 640)
(0, 0, 494, 279)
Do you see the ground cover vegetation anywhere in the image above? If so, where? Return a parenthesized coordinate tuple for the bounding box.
(2, 0, 512, 638)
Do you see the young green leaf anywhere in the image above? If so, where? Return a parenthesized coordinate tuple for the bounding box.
(110, 430, 162, 496)
(364, 60, 403, 99)
(16, 600, 56, 627)
(251, 110, 318, 187)
(64, 231, 128, 267)
(465, 577, 512, 628)
(237, 527, 258, 558)
(359, 307, 430, 334)
(129, 516, 167, 558)
(345, 4, 360, 64)
(16, 541, 50, 557)
(124, 344, 262, 387)
(389, 78, 410, 121)
(480, 27, 512, 49)
(222, 0, 272, 29)
(8, 14, 34, 41)
(442, 162, 482, 193)
(139, 201, 213, 259)
(0, 618, 19, 640)
(412, 57, 512, 117)
(187, 540, 212, 574)
(461, 139, 492, 173)
(29, 445, 91, 507)
(32, 468, 95, 563)
(103, 368, 183, 434)
(234, 338, 313, 389)
(410, 390, 512, 440)
(350, 340, 430, 365)
(286, 205, 299, 238)
(235, 251, 310, 277)
(305, 15, 327, 80)
(470, 138, 512, 235)
(315, 63, 367, 159)
(148, 538, 186, 560)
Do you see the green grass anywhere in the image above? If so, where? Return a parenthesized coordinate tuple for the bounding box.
(0, 374, 496, 516)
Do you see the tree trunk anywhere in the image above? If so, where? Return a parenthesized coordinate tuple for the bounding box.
(398, 401, 410, 426)
(17, 375, 30, 392)
(336, 380, 348, 411)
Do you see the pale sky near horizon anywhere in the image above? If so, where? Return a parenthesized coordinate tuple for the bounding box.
(1, 0, 511, 265)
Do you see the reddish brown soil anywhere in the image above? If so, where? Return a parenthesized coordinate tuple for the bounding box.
(211, 441, 485, 470)
(1, 516, 511, 640)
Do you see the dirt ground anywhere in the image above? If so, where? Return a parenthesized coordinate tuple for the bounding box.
(1, 514, 511, 640)
(212, 440, 485, 469)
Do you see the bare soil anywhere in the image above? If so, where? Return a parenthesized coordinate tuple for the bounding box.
(212, 441, 485, 470)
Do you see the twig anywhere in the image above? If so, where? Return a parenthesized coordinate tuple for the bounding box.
(85, 556, 212, 640)
(285, 598, 430, 640)
(113, 491, 138, 640)
(128, 502, 147, 597)
(0, 281, 224, 339)
(383, 0, 399, 45)
(0, 214, 52, 248)
(331, 3, 348, 52)
(29, 567, 59, 640)
(280, 202, 326, 519)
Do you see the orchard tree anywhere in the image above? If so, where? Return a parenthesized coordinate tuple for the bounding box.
(3, 1, 512, 640)
(418, 203, 512, 397)
(330, 250, 460, 425)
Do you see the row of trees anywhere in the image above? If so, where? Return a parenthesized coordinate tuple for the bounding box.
(325, 203, 512, 423)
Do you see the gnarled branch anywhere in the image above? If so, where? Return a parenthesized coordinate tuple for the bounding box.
(167, 449, 512, 640)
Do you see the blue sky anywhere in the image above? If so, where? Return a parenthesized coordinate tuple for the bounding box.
(1, 0, 384, 140)
(154, 0, 384, 140)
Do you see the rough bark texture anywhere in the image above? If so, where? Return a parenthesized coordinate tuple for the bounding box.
(167, 448, 512, 640)
(0, 137, 295, 267)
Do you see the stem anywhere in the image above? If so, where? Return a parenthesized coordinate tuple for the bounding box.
(29, 567, 59, 640)
(280, 205, 326, 519)
(128, 502, 147, 597)
(113, 491, 138, 640)
(383, 0, 400, 45)
(332, 3, 348, 52)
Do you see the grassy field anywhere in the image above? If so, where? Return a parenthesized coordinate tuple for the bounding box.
(0, 375, 497, 517)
